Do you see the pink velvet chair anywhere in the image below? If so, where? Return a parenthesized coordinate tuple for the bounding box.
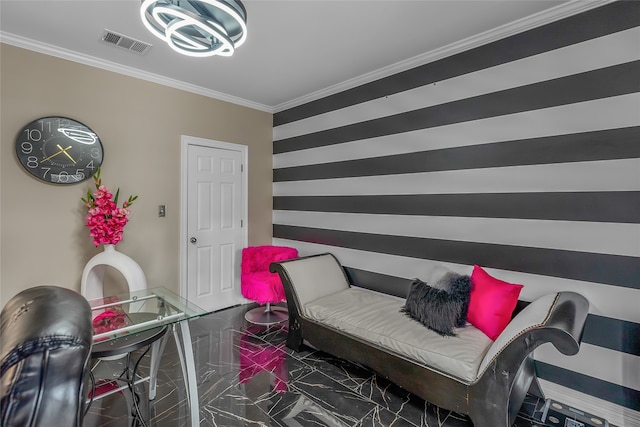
(241, 245, 298, 324)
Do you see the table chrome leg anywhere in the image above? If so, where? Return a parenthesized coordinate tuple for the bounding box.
(179, 320, 199, 426)
(149, 333, 169, 400)
(171, 324, 189, 390)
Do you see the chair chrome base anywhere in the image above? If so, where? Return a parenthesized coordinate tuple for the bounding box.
(244, 304, 288, 325)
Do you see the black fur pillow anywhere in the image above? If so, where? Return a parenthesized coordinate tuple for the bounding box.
(437, 272, 472, 327)
(400, 274, 471, 336)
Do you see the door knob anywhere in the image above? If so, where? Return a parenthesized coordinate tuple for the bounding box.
(190, 237, 197, 244)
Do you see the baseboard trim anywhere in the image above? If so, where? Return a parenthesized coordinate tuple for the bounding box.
(540, 379, 640, 427)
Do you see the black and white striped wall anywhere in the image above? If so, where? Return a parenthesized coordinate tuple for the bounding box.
(272, 2, 639, 425)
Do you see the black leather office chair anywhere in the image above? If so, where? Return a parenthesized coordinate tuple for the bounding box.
(1, 286, 93, 427)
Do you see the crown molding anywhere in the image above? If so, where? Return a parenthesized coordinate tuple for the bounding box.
(0, 0, 614, 116)
(273, 0, 615, 113)
(0, 31, 273, 113)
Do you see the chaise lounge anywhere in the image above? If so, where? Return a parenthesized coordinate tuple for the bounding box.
(270, 253, 589, 427)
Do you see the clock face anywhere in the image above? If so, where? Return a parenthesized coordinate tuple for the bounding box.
(16, 116, 104, 185)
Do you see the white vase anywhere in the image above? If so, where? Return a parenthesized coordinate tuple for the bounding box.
(81, 244, 148, 302)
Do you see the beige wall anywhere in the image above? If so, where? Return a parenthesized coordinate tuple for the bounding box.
(0, 43, 273, 307)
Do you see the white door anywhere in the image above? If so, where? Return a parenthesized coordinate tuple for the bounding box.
(181, 136, 247, 312)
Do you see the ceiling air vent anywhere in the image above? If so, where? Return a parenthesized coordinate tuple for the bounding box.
(101, 29, 152, 55)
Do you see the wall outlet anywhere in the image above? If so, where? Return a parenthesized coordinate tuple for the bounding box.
(158, 205, 166, 217)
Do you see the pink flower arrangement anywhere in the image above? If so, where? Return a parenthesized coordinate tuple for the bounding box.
(81, 169, 137, 246)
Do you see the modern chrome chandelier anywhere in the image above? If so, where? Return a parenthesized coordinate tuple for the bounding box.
(140, 0, 247, 57)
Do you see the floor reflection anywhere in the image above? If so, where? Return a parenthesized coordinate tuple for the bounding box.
(84, 303, 550, 427)
(239, 324, 289, 394)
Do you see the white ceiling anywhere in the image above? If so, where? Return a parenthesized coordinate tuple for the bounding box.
(1, 0, 585, 113)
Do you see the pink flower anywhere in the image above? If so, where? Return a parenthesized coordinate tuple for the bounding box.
(81, 169, 137, 247)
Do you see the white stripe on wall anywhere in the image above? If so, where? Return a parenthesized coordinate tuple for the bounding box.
(274, 94, 639, 168)
(273, 238, 640, 323)
(272, 4, 639, 416)
(272, 238, 464, 280)
(276, 95, 639, 168)
(274, 27, 640, 141)
(273, 159, 640, 196)
(273, 211, 640, 257)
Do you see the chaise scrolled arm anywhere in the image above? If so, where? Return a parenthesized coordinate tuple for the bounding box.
(470, 291, 589, 426)
(270, 253, 589, 427)
(1, 286, 93, 427)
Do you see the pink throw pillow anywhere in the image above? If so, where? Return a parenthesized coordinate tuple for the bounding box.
(467, 265, 524, 340)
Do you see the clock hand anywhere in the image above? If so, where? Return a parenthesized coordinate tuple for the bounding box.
(41, 145, 73, 163)
(57, 144, 77, 164)
(41, 147, 66, 162)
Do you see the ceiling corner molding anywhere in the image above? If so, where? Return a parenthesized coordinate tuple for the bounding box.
(273, 0, 615, 113)
(0, 31, 273, 113)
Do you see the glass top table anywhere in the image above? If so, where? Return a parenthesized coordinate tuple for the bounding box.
(88, 287, 207, 426)
(89, 287, 208, 342)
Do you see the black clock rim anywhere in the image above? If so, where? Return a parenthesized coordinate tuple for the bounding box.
(15, 116, 104, 185)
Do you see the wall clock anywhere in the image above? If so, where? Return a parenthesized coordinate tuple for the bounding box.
(16, 116, 104, 185)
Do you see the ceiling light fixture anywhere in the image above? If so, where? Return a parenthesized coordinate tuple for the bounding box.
(140, 0, 247, 57)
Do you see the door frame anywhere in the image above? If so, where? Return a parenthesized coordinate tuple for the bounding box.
(179, 135, 248, 301)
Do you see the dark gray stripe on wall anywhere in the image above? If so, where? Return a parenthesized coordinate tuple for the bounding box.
(583, 314, 640, 356)
(273, 1, 640, 414)
(344, 267, 640, 355)
(273, 192, 640, 224)
(536, 361, 640, 411)
(274, 1, 640, 126)
(274, 127, 640, 181)
(274, 62, 640, 153)
(344, 267, 411, 298)
(273, 225, 640, 288)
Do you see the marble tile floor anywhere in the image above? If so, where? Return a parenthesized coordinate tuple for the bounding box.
(84, 303, 551, 427)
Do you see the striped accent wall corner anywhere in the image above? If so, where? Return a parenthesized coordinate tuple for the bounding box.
(273, 1, 640, 424)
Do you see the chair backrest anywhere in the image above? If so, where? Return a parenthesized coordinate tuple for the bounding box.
(1, 286, 92, 427)
(241, 245, 299, 276)
(273, 253, 350, 311)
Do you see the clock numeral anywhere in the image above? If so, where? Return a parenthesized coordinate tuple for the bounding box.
(54, 118, 71, 129)
(20, 141, 33, 154)
(86, 160, 97, 170)
(75, 169, 85, 180)
(26, 156, 39, 168)
(51, 171, 82, 184)
(41, 167, 51, 179)
(90, 148, 101, 159)
(23, 128, 42, 141)
(54, 171, 70, 183)
(37, 119, 52, 133)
